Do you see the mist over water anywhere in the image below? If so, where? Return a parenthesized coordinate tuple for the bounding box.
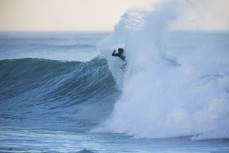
(97, 0, 229, 140)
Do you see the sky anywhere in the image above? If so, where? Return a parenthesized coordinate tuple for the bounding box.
(0, 0, 228, 32)
(0, 0, 156, 31)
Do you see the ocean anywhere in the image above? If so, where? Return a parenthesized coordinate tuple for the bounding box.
(1, 1, 229, 153)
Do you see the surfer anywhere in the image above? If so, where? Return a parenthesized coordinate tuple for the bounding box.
(112, 48, 126, 61)
(112, 48, 127, 71)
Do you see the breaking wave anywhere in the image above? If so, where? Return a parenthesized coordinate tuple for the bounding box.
(96, 0, 229, 140)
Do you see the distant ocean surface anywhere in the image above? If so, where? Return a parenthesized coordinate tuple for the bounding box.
(1, 1, 229, 152)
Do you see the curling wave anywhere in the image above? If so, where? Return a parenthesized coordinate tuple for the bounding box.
(0, 57, 119, 130)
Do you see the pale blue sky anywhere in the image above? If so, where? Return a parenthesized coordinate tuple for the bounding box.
(0, 0, 156, 31)
(0, 0, 228, 31)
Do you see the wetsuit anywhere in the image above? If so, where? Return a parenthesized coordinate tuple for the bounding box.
(112, 51, 126, 61)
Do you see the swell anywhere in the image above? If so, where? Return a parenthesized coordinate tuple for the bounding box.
(0, 57, 119, 130)
(0, 43, 95, 52)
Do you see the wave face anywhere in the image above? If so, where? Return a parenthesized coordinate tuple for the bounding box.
(0, 57, 119, 131)
(97, 1, 229, 140)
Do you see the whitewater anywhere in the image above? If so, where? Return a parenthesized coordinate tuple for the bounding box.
(0, 0, 229, 153)
(97, 0, 229, 141)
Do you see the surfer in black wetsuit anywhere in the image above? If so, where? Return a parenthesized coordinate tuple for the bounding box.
(112, 48, 126, 61)
(112, 48, 127, 71)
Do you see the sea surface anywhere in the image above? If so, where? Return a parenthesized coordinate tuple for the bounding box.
(0, 31, 229, 153)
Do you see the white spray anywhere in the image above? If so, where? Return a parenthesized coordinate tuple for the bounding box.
(97, 0, 229, 140)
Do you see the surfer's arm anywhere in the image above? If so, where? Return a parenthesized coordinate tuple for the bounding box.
(112, 50, 119, 56)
